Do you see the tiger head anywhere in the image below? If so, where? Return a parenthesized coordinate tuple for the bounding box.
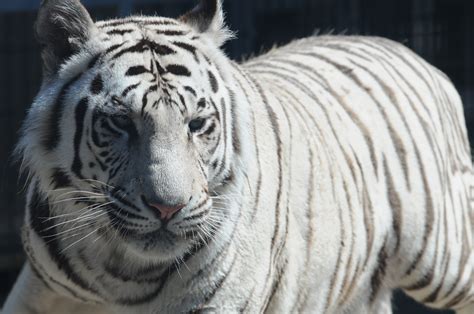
(18, 0, 245, 263)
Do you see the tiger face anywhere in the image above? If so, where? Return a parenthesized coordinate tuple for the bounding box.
(20, 0, 237, 263)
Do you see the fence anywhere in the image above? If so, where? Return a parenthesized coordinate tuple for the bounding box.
(0, 0, 472, 311)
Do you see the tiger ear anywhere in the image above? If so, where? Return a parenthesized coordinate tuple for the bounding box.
(35, 0, 96, 77)
(179, 0, 233, 47)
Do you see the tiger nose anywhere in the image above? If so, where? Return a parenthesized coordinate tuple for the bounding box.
(144, 198, 185, 221)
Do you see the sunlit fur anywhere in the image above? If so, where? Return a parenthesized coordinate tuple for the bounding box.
(3, 0, 474, 313)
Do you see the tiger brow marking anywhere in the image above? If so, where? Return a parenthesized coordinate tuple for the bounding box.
(184, 86, 197, 97)
(172, 41, 197, 54)
(111, 40, 176, 61)
(125, 65, 150, 76)
(105, 43, 125, 55)
(166, 64, 191, 76)
(172, 41, 199, 62)
(121, 83, 140, 97)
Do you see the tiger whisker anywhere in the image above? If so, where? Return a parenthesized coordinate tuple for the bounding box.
(43, 202, 113, 230)
(60, 228, 100, 253)
(49, 195, 107, 205)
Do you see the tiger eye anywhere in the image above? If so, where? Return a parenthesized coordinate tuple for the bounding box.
(189, 118, 206, 133)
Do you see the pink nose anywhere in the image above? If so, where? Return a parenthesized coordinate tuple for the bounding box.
(148, 202, 185, 221)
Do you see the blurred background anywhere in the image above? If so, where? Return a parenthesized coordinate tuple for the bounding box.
(0, 0, 472, 312)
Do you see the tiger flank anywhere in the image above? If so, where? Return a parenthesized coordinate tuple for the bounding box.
(2, 0, 474, 313)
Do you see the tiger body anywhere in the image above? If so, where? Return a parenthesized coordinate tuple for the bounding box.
(3, 0, 474, 313)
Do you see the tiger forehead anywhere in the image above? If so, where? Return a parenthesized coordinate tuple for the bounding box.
(97, 17, 199, 58)
(94, 20, 216, 84)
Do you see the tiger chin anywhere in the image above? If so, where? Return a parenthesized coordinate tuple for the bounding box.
(3, 0, 474, 313)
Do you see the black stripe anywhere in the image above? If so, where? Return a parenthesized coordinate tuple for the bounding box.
(103, 260, 164, 284)
(111, 40, 176, 61)
(87, 54, 101, 69)
(152, 43, 176, 55)
(141, 85, 159, 114)
(108, 203, 147, 221)
(211, 98, 229, 179)
(90, 74, 103, 95)
(182, 209, 209, 222)
(50, 168, 72, 189)
(184, 86, 197, 97)
(228, 90, 241, 155)
(156, 29, 186, 36)
(44, 74, 82, 151)
(404, 144, 435, 274)
(91, 111, 109, 148)
(104, 43, 125, 55)
(173, 41, 197, 54)
(262, 259, 288, 312)
(166, 64, 191, 76)
(107, 29, 134, 36)
(383, 157, 402, 252)
(100, 19, 177, 28)
(71, 98, 89, 179)
(370, 241, 388, 302)
(126, 66, 149, 76)
(111, 42, 147, 60)
(110, 188, 142, 213)
(121, 83, 140, 97)
(208, 70, 219, 93)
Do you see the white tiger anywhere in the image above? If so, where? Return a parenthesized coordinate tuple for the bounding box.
(3, 0, 474, 313)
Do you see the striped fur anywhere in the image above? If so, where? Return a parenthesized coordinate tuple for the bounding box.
(3, 0, 474, 313)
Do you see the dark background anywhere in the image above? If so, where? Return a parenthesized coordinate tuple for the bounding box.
(1, 0, 472, 312)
